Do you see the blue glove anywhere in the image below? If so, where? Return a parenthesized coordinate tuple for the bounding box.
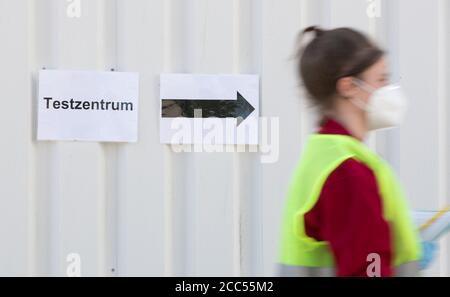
(420, 241, 438, 270)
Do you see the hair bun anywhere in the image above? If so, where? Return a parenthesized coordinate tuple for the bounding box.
(303, 26, 324, 37)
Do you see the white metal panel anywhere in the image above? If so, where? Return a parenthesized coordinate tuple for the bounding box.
(260, 0, 304, 276)
(115, 0, 166, 276)
(0, 0, 30, 276)
(396, 0, 447, 277)
(0, 0, 449, 277)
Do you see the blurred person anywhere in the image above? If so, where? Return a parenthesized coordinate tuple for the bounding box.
(278, 26, 436, 277)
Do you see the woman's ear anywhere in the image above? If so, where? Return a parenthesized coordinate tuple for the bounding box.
(336, 77, 358, 99)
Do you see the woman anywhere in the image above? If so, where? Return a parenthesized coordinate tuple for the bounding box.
(278, 26, 435, 277)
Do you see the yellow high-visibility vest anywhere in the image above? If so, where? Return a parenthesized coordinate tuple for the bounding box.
(278, 134, 422, 276)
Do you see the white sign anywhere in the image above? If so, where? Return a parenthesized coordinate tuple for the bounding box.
(160, 74, 259, 145)
(38, 70, 139, 142)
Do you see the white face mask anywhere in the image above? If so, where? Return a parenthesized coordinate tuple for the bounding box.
(350, 78, 408, 131)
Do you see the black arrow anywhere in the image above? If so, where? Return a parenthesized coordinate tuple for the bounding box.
(161, 91, 255, 126)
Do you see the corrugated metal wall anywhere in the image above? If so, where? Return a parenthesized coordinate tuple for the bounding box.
(0, 0, 449, 277)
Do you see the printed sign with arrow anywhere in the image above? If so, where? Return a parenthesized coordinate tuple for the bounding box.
(160, 74, 259, 145)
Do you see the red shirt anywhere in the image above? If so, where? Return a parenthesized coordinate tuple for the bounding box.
(304, 118, 393, 277)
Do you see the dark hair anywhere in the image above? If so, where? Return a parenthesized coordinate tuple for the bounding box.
(297, 26, 384, 110)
